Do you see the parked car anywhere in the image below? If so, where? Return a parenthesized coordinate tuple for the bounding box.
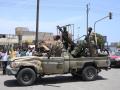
(109, 52, 120, 66)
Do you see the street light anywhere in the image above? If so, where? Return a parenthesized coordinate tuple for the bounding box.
(94, 12, 112, 46)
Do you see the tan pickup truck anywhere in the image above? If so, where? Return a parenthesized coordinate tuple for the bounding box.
(6, 51, 110, 86)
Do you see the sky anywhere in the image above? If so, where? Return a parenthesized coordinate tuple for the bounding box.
(0, 0, 120, 43)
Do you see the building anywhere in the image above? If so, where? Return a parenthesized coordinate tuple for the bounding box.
(0, 27, 54, 47)
(15, 27, 54, 45)
(109, 42, 120, 53)
(110, 42, 119, 47)
(0, 34, 18, 45)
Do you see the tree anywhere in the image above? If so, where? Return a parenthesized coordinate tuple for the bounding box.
(117, 45, 120, 48)
(96, 33, 106, 49)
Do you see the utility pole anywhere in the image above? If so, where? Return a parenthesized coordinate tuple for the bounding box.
(86, 4, 89, 35)
(86, 4, 93, 56)
(35, 0, 40, 50)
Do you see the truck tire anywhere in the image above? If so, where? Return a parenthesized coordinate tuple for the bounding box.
(17, 68, 36, 86)
(82, 66, 97, 81)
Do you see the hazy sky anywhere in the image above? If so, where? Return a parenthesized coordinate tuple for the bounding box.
(0, 0, 120, 43)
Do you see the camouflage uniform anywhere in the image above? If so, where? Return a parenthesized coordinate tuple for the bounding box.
(52, 39, 63, 57)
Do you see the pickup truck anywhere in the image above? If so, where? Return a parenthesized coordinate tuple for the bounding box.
(6, 50, 110, 86)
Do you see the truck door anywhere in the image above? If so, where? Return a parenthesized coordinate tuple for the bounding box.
(45, 57, 64, 74)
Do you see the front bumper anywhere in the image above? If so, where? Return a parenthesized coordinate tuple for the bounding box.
(6, 65, 19, 75)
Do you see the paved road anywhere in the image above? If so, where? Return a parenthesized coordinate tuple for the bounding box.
(0, 68, 120, 90)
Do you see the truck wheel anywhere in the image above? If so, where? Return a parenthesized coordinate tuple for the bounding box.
(17, 68, 36, 86)
(82, 66, 97, 81)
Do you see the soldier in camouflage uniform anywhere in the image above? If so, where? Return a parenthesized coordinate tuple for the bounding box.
(51, 35, 63, 57)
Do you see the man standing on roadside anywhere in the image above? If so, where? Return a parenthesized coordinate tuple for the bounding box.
(1, 50, 8, 75)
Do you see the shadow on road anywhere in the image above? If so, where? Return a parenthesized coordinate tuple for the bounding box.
(4, 79, 20, 87)
(4, 75, 107, 87)
(111, 65, 120, 69)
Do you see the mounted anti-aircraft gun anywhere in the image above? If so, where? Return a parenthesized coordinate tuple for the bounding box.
(57, 26, 109, 58)
(57, 25, 76, 51)
(71, 27, 96, 57)
(57, 25, 98, 57)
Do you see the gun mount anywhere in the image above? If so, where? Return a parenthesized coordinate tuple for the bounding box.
(57, 26, 99, 57)
(57, 25, 76, 51)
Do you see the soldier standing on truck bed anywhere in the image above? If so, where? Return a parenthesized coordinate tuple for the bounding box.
(62, 26, 69, 50)
(51, 35, 63, 57)
(85, 27, 98, 57)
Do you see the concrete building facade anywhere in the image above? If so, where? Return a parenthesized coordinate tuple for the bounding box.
(0, 27, 54, 46)
(15, 27, 54, 45)
(0, 34, 18, 45)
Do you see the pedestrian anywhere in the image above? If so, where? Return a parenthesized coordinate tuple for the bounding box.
(0, 50, 2, 59)
(1, 50, 8, 75)
(9, 48, 16, 59)
(20, 48, 26, 57)
(26, 48, 33, 56)
(16, 48, 20, 57)
(0, 50, 3, 68)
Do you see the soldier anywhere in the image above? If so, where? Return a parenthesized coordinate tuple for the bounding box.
(52, 35, 63, 57)
(85, 27, 98, 57)
(62, 26, 69, 50)
(89, 31, 98, 57)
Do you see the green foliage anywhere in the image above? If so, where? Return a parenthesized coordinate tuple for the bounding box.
(96, 33, 105, 49)
(117, 45, 120, 48)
